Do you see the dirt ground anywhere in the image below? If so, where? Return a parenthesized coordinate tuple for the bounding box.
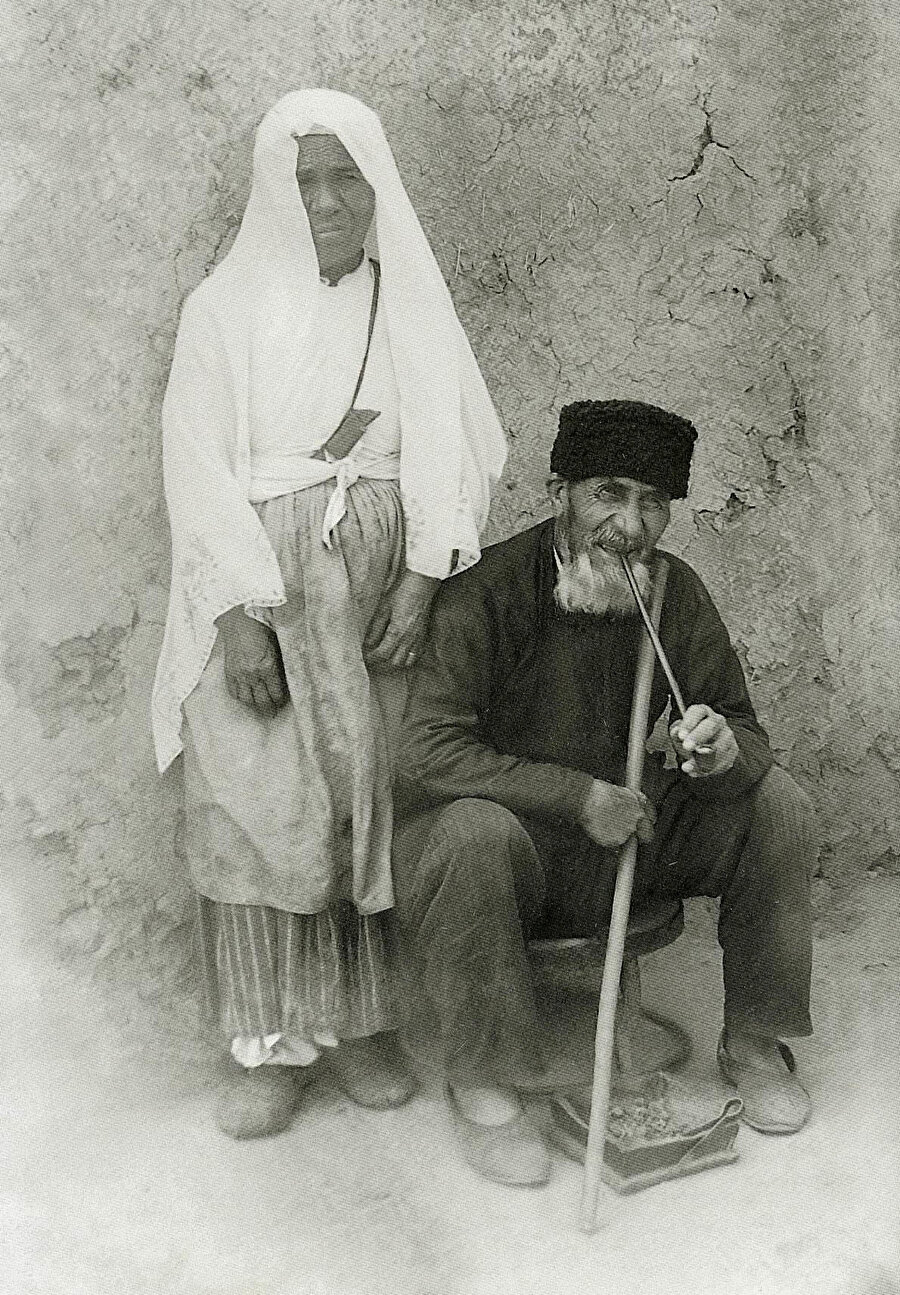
(3, 876, 898, 1295)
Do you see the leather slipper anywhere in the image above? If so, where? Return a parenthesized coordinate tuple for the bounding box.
(717, 1030, 810, 1135)
(325, 1034, 416, 1110)
(214, 1063, 310, 1139)
(445, 1083, 552, 1186)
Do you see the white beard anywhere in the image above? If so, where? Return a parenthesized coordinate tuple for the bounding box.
(554, 547, 652, 617)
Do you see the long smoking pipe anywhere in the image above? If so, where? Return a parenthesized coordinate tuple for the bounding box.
(619, 554, 687, 716)
(619, 554, 712, 758)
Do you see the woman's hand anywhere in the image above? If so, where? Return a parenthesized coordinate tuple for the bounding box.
(364, 570, 440, 671)
(217, 606, 288, 717)
(669, 704, 738, 777)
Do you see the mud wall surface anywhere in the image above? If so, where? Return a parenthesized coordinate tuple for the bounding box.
(3, 0, 898, 1031)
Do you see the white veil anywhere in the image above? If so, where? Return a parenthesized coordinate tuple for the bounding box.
(152, 89, 507, 773)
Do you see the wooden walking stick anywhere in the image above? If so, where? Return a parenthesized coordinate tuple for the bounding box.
(578, 556, 670, 1233)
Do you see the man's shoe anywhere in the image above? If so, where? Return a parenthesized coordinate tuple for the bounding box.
(717, 1029, 811, 1134)
(325, 1032, 416, 1110)
(445, 1083, 552, 1186)
(214, 1063, 309, 1139)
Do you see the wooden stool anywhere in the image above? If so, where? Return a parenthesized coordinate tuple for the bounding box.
(528, 899, 690, 1077)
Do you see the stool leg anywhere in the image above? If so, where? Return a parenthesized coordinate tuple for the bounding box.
(613, 958, 642, 1074)
(613, 955, 691, 1076)
(620, 957, 643, 1010)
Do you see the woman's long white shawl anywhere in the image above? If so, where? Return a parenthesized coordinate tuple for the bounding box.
(152, 89, 507, 774)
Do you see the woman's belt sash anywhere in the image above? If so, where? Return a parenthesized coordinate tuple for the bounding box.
(249, 449, 401, 549)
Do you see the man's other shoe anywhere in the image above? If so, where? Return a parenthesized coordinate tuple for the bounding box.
(214, 1063, 308, 1139)
(445, 1083, 552, 1186)
(717, 1029, 811, 1134)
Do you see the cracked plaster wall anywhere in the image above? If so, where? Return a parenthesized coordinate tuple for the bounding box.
(3, 0, 900, 1032)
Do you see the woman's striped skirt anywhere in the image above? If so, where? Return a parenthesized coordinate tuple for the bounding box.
(194, 895, 397, 1043)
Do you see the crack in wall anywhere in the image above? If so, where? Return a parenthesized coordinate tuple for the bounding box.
(668, 97, 757, 185)
(784, 365, 809, 445)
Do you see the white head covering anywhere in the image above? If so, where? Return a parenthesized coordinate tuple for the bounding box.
(151, 89, 507, 772)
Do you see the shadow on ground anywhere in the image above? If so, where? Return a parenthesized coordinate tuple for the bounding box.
(2, 878, 899, 1295)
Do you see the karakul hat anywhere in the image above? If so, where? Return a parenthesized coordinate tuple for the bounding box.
(550, 399, 697, 499)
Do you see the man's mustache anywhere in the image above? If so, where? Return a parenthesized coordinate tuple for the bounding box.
(589, 526, 643, 556)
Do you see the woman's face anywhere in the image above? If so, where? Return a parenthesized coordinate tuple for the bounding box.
(295, 134, 376, 282)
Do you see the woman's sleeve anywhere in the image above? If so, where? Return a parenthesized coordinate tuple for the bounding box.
(161, 296, 285, 623)
(401, 324, 508, 581)
(152, 295, 286, 772)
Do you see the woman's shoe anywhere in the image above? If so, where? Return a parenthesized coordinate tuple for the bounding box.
(325, 1032, 416, 1109)
(214, 1063, 309, 1139)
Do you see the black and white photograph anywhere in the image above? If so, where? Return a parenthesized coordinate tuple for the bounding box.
(2, 2, 898, 1292)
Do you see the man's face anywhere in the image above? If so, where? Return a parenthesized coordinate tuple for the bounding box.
(295, 134, 376, 281)
(549, 474, 671, 567)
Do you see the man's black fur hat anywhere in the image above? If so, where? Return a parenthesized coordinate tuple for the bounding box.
(550, 399, 697, 499)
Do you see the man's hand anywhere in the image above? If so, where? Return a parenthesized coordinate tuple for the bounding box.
(669, 703, 738, 778)
(364, 570, 440, 671)
(217, 606, 288, 718)
(578, 779, 656, 848)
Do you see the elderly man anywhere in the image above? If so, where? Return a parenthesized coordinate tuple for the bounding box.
(392, 400, 816, 1186)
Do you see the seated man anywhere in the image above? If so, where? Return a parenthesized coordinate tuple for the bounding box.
(392, 399, 816, 1187)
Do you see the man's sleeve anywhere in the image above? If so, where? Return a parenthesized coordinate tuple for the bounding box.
(676, 571, 774, 800)
(398, 579, 594, 820)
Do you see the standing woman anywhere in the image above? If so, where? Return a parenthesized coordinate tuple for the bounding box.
(152, 89, 507, 1138)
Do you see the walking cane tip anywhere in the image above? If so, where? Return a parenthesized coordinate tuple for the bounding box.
(578, 1210, 606, 1235)
(578, 1199, 610, 1234)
